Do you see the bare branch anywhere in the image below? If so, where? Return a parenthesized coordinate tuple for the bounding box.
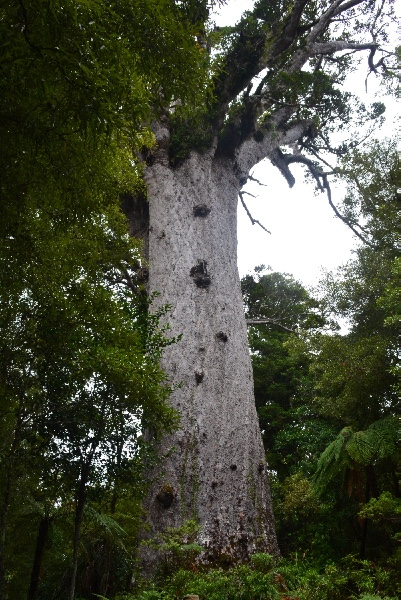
(239, 192, 271, 234)
(246, 318, 295, 333)
(311, 41, 379, 55)
(248, 173, 267, 186)
(307, 0, 359, 45)
(282, 154, 375, 246)
(332, 0, 369, 16)
(369, 0, 386, 38)
(270, 148, 296, 188)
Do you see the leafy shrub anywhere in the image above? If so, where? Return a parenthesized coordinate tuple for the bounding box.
(166, 564, 280, 600)
(132, 553, 398, 600)
(142, 519, 203, 580)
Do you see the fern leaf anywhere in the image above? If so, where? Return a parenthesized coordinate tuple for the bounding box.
(366, 416, 399, 460)
(346, 431, 373, 466)
(84, 506, 127, 549)
(313, 427, 353, 494)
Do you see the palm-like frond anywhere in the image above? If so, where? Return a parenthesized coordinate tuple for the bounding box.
(313, 417, 399, 495)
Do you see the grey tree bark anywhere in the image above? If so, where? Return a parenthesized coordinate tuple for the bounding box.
(139, 131, 279, 567)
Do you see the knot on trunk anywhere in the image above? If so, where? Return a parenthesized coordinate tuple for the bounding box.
(195, 371, 204, 385)
(253, 130, 264, 142)
(190, 260, 211, 288)
(156, 484, 175, 508)
(193, 204, 211, 217)
(136, 267, 149, 284)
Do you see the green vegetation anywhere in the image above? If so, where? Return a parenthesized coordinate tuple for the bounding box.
(111, 552, 398, 599)
(0, 1, 207, 599)
(1, 0, 399, 596)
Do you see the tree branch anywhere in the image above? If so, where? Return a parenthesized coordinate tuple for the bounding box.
(239, 192, 271, 234)
(248, 173, 267, 186)
(217, 0, 387, 177)
(270, 148, 296, 187)
(246, 318, 295, 333)
(269, 0, 310, 60)
(279, 153, 375, 246)
(332, 0, 367, 16)
(235, 119, 313, 180)
(311, 41, 379, 55)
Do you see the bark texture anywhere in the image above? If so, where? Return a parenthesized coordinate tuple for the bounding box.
(139, 130, 279, 570)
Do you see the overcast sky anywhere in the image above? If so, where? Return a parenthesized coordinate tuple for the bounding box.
(212, 0, 397, 288)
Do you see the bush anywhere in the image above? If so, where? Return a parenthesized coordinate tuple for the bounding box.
(131, 553, 398, 600)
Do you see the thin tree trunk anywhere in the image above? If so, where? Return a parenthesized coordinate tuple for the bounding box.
(0, 468, 13, 600)
(139, 145, 279, 571)
(27, 515, 52, 600)
(68, 461, 91, 600)
(0, 406, 23, 600)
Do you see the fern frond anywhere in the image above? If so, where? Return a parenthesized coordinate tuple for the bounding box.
(313, 427, 353, 494)
(84, 506, 127, 549)
(366, 416, 399, 460)
(346, 431, 373, 466)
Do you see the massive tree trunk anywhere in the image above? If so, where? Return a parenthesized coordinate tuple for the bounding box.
(139, 128, 279, 567)
(132, 0, 390, 570)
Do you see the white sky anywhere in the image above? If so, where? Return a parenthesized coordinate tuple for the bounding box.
(212, 0, 398, 288)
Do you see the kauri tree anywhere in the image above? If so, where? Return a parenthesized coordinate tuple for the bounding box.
(136, 0, 396, 568)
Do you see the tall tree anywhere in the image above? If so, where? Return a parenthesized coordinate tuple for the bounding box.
(136, 0, 396, 568)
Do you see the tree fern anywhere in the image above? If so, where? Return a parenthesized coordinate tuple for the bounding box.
(84, 506, 127, 549)
(313, 417, 399, 495)
(365, 417, 398, 460)
(346, 431, 374, 466)
(313, 427, 354, 494)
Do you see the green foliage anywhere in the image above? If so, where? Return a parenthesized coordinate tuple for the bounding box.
(281, 473, 320, 517)
(241, 138, 399, 567)
(132, 554, 398, 600)
(169, 106, 216, 164)
(358, 492, 401, 524)
(314, 418, 399, 494)
(0, 0, 210, 244)
(142, 519, 203, 580)
(241, 267, 332, 480)
(307, 332, 397, 426)
(0, 201, 178, 598)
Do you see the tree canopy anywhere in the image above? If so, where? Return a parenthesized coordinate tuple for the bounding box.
(168, 0, 395, 184)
